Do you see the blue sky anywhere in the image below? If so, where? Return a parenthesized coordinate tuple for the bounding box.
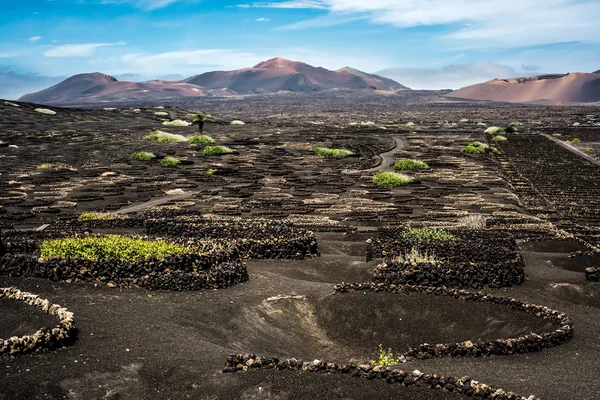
(1, 0, 600, 98)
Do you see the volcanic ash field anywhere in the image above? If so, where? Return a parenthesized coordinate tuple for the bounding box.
(1, 95, 599, 400)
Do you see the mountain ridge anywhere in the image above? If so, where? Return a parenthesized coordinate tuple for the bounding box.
(19, 58, 408, 104)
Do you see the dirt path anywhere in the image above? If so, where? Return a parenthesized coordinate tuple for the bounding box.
(364, 135, 403, 172)
(113, 192, 198, 215)
(542, 133, 600, 167)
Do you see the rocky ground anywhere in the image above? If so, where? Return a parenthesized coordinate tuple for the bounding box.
(0, 94, 599, 400)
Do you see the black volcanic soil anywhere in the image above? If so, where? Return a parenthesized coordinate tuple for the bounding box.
(0, 298, 57, 338)
(1, 95, 600, 400)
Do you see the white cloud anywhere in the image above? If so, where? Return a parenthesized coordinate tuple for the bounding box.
(0, 51, 22, 58)
(255, 17, 272, 22)
(28, 36, 42, 43)
(44, 42, 126, 57)
(119, 48, 391, 76)
(377, 62, 520, 90)
(244, 0, 600, 48)
(98, 0, 183, 10)
(236, 1, 327, 9)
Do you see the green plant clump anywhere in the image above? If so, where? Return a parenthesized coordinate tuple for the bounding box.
(314, 147, 354, 159)
(484, 126, 504, 134)
(78, 212, 125, 221)
(145, 130, 188, 143)
(371, 344, 401, 366)
(162, 119, 191, 127)
(207, 169, 218, 175)
(586, 147, 595, 153)
(572, 138, 581, 144)
(35, 108, 56, 115)
(39, 235, 190, 261)
(372, 171, 413, 188)
(4, 101, 19, 107)
(491, 135, 507, 142)
(394, 159, 429, 170)
(204, 145, 234, 156)
(400, 227, 457, 241)
(189, 135, 216, 145)
(462, 141, 500, 155)
(161, 157, 181, 167)
(131, 151, 156, 161)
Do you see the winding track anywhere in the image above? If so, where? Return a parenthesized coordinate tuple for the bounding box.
(114, 136, 404, 215)
(363, 135, 404, 172)
(113, 191, 199, 215)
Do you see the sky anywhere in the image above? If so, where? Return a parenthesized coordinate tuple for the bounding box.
(1, 0, 600, 99)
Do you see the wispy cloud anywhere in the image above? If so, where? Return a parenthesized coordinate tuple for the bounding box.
(44, 42, 126, 57)
(236, 1, 327, 9)
(255, 17, 272, 22)
(0, 51, 23, 58)
(119, 48, 392, 76)
(244, 0, 600, 48)
(98, 0, 184, 10)
(377, 62, 521, 90)
(28, 36, 42, 43)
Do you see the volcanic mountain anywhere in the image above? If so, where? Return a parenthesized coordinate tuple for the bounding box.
(17, 73, 232, 104)
(18, 58, 408, 104)
(447, 72, 600, 104)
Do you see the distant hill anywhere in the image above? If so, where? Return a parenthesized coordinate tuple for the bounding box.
(18, 73, 231, 104)
(183, 58, 407, 93)
(447, 72, 600, 104)
(18, 58, 409, 104)
(595, 69, 600, 74)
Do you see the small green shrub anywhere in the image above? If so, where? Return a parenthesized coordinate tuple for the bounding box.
(189, 135, 216, 145)
(4, 101, 19, 107)
(162, 119, 191, 127)
(484, 126, 504, 134)
(572, 138, 581, 144)
(314, 147, 354, 159)
(78, 212, 125, 221)
(207, 169, 218, 175)
(131, 151, 156, 161)
(491, 135, 507, 142)
(35, 108, 56, 115)
(586, 147, 594, 153)
(372, 171, 413, 188)
(504, 126, 518, 133)
(230, 120, 245, 125)
(462, 141, 500, 155)
(145, 130, 188, 143)
(400, 227, 457, 241)
(371, 344, 401, 366)
(160, 157, 181, 167)
(462, 144, 486, 154)
(39, 235, 190, 261)
(204, 145, 234, 156)
(394, 159, 429, 170)
(508, 121, 522, 127)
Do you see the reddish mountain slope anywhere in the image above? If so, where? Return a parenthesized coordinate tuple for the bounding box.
(18, 73, 230, 104)
(447, 72, 600, 103)
(19, 58, 408, 104)
(184, 58, 407, 93)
